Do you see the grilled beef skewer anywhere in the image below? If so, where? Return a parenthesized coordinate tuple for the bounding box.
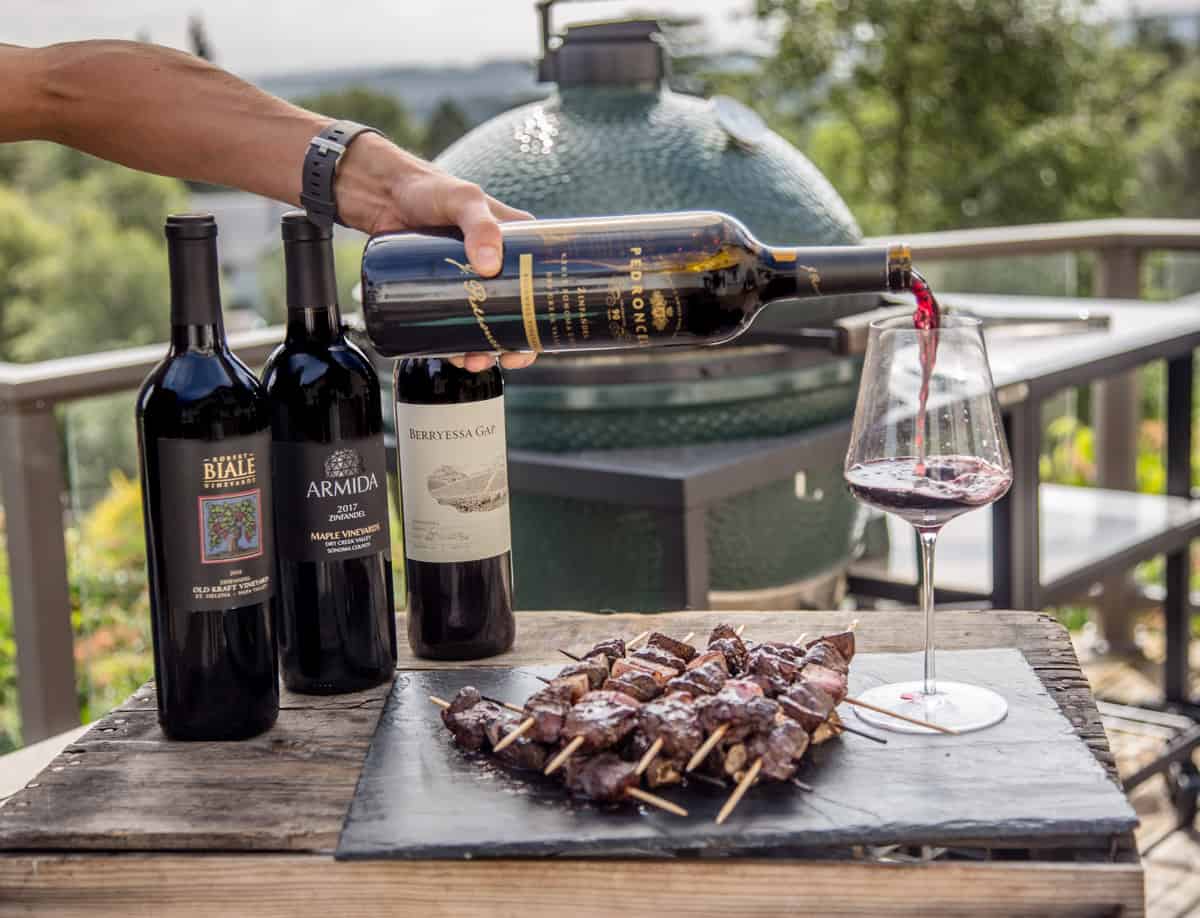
(544, 688, 643, 775)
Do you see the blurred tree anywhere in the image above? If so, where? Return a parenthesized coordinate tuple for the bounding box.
(742, 0, 1137, 234)
(424, 98, 472, 158)
(187, 15, 214, 61)
(295, 87, 422, 152)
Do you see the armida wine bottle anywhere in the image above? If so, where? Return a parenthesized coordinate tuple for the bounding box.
(263, 213, 397, 693)
(361, 211, 913, 357)
(136, 214, 278, 740)
(395, 358, 515, 660)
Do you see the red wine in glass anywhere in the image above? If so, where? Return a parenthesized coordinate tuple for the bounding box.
(911, 271, 940, 475)
(845, 456, 1012, 532)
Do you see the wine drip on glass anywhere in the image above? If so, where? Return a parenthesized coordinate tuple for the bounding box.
(844, 300, 1013, 734)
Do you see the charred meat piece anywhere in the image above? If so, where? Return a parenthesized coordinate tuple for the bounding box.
(743, 672, 789, 698)
(779, 682, 837, 734)
(697, 679, 779, 742)
(666, 659, 728, 697)
(558, 657, 610, 690)
(709, 637, 749, 676)
(804, 641, 849, 674)
(646, 632, 697, 663)
(687, 650, 730, 674)
(709, 623, 741, 642)
(799, 663, 848, 705)
(441, 687, 508, 752)
(807, 630, 855, 662)
(583, 638, 626, 663)
(563, 753, 639, 803)
(756, 641, 805, 662)
(745, 645, 803, 687)
(485, 712, 550, 771)
(612, 656, 675, 685)
(524, 682, 575, 744)
(603, 671, 661, 703)
(638, 693, 704, 759)
(747, 718, 811, 781)
(562, 690, 642, 751)
(644, 757, 684, 788)
(631, 645, 687, 674)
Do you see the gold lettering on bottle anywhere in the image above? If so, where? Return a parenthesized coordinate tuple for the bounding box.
(444, 257, 504, 352)
(518, 252, 543, 352)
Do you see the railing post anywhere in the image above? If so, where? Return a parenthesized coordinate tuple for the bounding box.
(0, 397, 79, 742)
(1092, 245, 1144, 654)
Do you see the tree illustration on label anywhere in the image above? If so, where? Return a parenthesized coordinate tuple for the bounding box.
(200, 491, 263, 563)
(427, 459, 508, 513)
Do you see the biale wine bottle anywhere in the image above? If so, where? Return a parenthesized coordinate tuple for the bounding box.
(136, 214, 278, 740)
(394, 358, 515, 660)
(263, 213, 397, 693)
(361, 210, 913, 357)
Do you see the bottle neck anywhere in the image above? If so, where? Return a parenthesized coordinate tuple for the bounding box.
(286, 304, 343, 345)
(758, 243, 913, 302)
(167, 234, 226, 352)
(170, 321, 226, 353)
(284, 236, 342, 345)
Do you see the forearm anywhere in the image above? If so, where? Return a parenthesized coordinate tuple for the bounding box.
(8, 40, 402, 217)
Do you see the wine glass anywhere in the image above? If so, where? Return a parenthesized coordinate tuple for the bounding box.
(844, 315, 1013, 733)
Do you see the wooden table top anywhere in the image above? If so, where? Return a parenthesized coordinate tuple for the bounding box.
(0, 610, 1144, 917)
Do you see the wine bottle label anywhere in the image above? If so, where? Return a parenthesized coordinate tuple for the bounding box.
(156, 432, 275, 610)
(272, 436, 392, 563)
(395, 396, 511, 563)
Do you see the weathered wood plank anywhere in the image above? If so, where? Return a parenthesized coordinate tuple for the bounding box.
(0, 854, 1146, 918)
(0, 610, 1116, 856)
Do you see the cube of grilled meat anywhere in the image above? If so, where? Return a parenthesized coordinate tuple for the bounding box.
(558, 657, 610, 690)
(563, 752, 639, 803)
(707, 626, 749, 675)
(804, 640, 849, 674)
(611, 656, 675, 685)
(779, 682, 836, 734)
(709, 623, 741, 642)
(696, 679, 779, 742)
(646, 632, 697, 663)
(806, 630, 856, 662)
(631, 645, 687, 674)
(743, 672, 788, 698)
(524, 682, 575, 744)
(799, 662, 848, 705)
(485, 711, 550, 771)
(687, 650, 730, 674)
(665, 659, 727, 696)
(747, 718, 811, 781)
(745, 645, 803, 689)
(562, 689, 642, 751)
(441, 687, 508, 752)
(549, 671, 592, 701)
(603, 671, 661, 702)
(582, 638, 626, 663)
(644, 757, 684, 789)
(638, 692, 704, 759)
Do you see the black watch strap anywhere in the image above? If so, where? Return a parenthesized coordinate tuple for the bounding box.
(300, 120, 381, 229)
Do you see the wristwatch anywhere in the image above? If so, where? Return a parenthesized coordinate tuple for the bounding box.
(300, 120, 381, 229)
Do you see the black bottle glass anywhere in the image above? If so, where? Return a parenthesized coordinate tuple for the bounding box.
(136, 214, 278, 740)
(395, 358, 515, 660)
(361, 211, 913, 357)
(263, 213, 397, 693)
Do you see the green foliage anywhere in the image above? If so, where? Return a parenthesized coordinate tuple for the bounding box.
(0, 512, 18, 753)
(424, 98, 472, 159)
(296, 87, 423, 153)
(743, 0, 1136, 234)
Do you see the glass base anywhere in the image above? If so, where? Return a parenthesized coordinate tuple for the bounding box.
(852, 680, 1008, 735)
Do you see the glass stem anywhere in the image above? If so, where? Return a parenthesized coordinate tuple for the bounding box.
(918, 528, 938, 695)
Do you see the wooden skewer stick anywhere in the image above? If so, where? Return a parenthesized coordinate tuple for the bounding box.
(686, 723, 729, 772)
(430, 695, 451, 709)
(841, 696, 959, 735)
(848, 619, 859, 632)
(628, 630, 651, 650)
(681, 632, 695, 644)
(492, 717, 536, 752)
(836, 721, 888, 744)
(792, 778, 814, 792)
(734, 624, 746, 637)
(558, 649, 582, 661)
(715, 756, 762, 824)
(480, 695, 524, 714)
(543, 735, 585, 775)
(794, 632, 808, 645)
(634, 737, 664, 776)
(627, 786, 688, 817)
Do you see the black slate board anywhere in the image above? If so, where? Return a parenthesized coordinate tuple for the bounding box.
(337, 649, 1137, 859)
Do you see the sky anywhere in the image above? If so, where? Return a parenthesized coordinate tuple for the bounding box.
(0, 1, 771, 78)
(3, 0, 1196, 79)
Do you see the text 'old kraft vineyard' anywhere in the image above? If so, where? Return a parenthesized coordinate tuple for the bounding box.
(361, 211, 913, 358)
(395, 358, 515, 660)
(263, 213, 397, 694)
(136, 214, 278, 740)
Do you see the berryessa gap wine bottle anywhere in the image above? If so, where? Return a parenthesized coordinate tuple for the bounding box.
(263, 213, 397, 694)
(136, 214, 279, 740)
(361, 211, 913, 357)
(395, 358, 515, 660)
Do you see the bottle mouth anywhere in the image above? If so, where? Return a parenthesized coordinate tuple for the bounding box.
(282, 210, 332, 243)
(165, 213, 217, 240)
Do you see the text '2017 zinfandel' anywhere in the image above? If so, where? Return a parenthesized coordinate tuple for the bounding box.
(136, 214, 279, 740)
(263, 213, 397, 693)
(361, 211, 912, 357)
(395, 358, 515, 660)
